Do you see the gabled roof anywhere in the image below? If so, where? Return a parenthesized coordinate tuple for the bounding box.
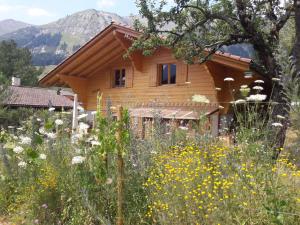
(5, 86, 73, 108)
(39, 22, 252, 87)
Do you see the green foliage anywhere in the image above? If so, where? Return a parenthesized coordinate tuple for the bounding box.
(0, 40, 42, 86)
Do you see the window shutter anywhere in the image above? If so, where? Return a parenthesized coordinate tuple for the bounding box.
(176, 62, 188, 85)
(149, 64, 158, 87)
(125, 66, 134, 88)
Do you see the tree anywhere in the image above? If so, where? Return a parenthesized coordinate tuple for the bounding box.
(132, 0, 296, 155)
(293, 0, 300, 75)
(0, 40, 42, 86)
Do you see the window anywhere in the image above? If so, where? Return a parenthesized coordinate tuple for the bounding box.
(159, 64, 176, 85)
(114, 68, 126, 87)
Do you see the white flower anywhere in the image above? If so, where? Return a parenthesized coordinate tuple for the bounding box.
(179, 126, 189, 130)
(192, 95, 210, 103)
(91, 111, 97, 115)
(215, 87, 222, 91)
(246, 94, 267, 102)
(254, 80, 264, 84)
(272, 122, 283, 127)
(47, 132, 57, 139)
(49, 107, 55, 112)
(20, 136, 31, 145)
(244, 75, 253, 79)
(276, 115, 285, 120)
(36, 118, 42, 122)
(272, 77, 280, 81)
(55, 119, 63, 126)
(18, 161, 27, 168)
(253, 86, 264, 91)
(72, 156, 86, 165)
(39, 154, 47, 160)
(13, 146, 24, 154)
(78, 122, 89, 134)
(17, 127, 24, 131)
(39, 127, 46, 135)
(240, 85, 248, 89)
(8, 126, 15, 129)
(218, 105, 224, 109)
(91, 140, 101, 146)
(224, 77, 234, 82)
(105, 178, 113, 185)
(234, 99, 247, 104)
(77, 114, 88, 120)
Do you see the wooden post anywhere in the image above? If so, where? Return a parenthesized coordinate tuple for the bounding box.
(72, 94, 78, 133)
(116, 105, 124, 225)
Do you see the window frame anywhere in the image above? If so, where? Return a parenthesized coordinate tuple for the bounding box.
(158, 63, 177, 85)
(112, 68, 126, 88)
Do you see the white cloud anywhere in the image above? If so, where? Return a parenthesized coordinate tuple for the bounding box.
(27, 7, 53, 17)
(97, 0, 116, 9)
(0, 4, 12, 12)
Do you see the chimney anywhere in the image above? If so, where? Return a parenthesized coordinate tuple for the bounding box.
(11, 77, 21, 86)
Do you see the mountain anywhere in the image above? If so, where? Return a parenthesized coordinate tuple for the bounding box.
(0, 19, 31, 36)
(0, 9, 254, 67)
(0, 9, 134, 66)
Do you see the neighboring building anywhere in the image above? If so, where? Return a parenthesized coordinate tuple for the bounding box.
(5, 77, 73, 110)
(39, 23, 265, 136)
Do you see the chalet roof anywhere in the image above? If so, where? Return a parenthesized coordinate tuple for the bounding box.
(39, 22, 253, 87)
(4, 86, 73, 108)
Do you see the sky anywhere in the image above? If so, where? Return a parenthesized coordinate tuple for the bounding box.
(0, 0, 140, 25)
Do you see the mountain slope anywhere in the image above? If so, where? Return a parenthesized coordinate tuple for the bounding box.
(0, 9, 133, 66)
(0, 19, 31, 36)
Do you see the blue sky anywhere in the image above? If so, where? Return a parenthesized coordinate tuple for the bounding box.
(0, 0, 140, 25)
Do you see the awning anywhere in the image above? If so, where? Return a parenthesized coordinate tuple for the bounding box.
(128, 107, 219, 120)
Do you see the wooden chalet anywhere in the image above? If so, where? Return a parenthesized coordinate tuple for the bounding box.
(39, 22, 263, 136)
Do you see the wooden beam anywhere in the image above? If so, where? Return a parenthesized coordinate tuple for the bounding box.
(87, 52, 124, 78)
(113, 30, 143, 71)
(79, 49, 124, 76)
(69, 40, 121, 75)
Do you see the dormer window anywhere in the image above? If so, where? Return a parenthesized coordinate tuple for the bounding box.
(159, 64, 176, 85)
(114, 68, 126, 87)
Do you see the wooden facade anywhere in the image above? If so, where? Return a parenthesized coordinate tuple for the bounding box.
(39, 23, 262, 135)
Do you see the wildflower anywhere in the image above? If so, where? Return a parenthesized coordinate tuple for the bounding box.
(41, 204, 48, 209)
(91, 140, 101, 146)
(215, 87, 221, 91)
(17, 127, 24, 131)
(18, 161, 27, 168)
(8, 126, 15, 129)
(240, 87, 250, 97)
(272, 77, 280, 81)
(272, 122, 283, 127)
(240, 85, 248, 89)
(77, 114, 88, 120)
(246, 94, 267, 101)
(276, 115, 285, 119)
(13, 146, 24, 154)
(36, 118, 42, 122)
(218, 105, 224, 109)
(192, 95, 210, 103)
(224, 77, 234, 82)
(55, 119, 63, 126)
(71, 156, 86, 165)
(49, 107, 55, 112)
(234, 99, 246, 104)
(78, 122, 89, 134)
(39, 154, 47, 160)
(91, 111, 97, 115)
(179, 126, 189, 130)
(47, 132, 57, 139)
(105, 178, 113, 185)
(39, 127, 46, 135)
(254, 80, 264, 84)
(20, 136, 31, 145)
(253, 86, 264, 91)
(244, 75, 253, 78)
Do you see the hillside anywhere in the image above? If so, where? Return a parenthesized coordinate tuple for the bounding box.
(0, 19, 31, 36)
(0, 9, 134, 66)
